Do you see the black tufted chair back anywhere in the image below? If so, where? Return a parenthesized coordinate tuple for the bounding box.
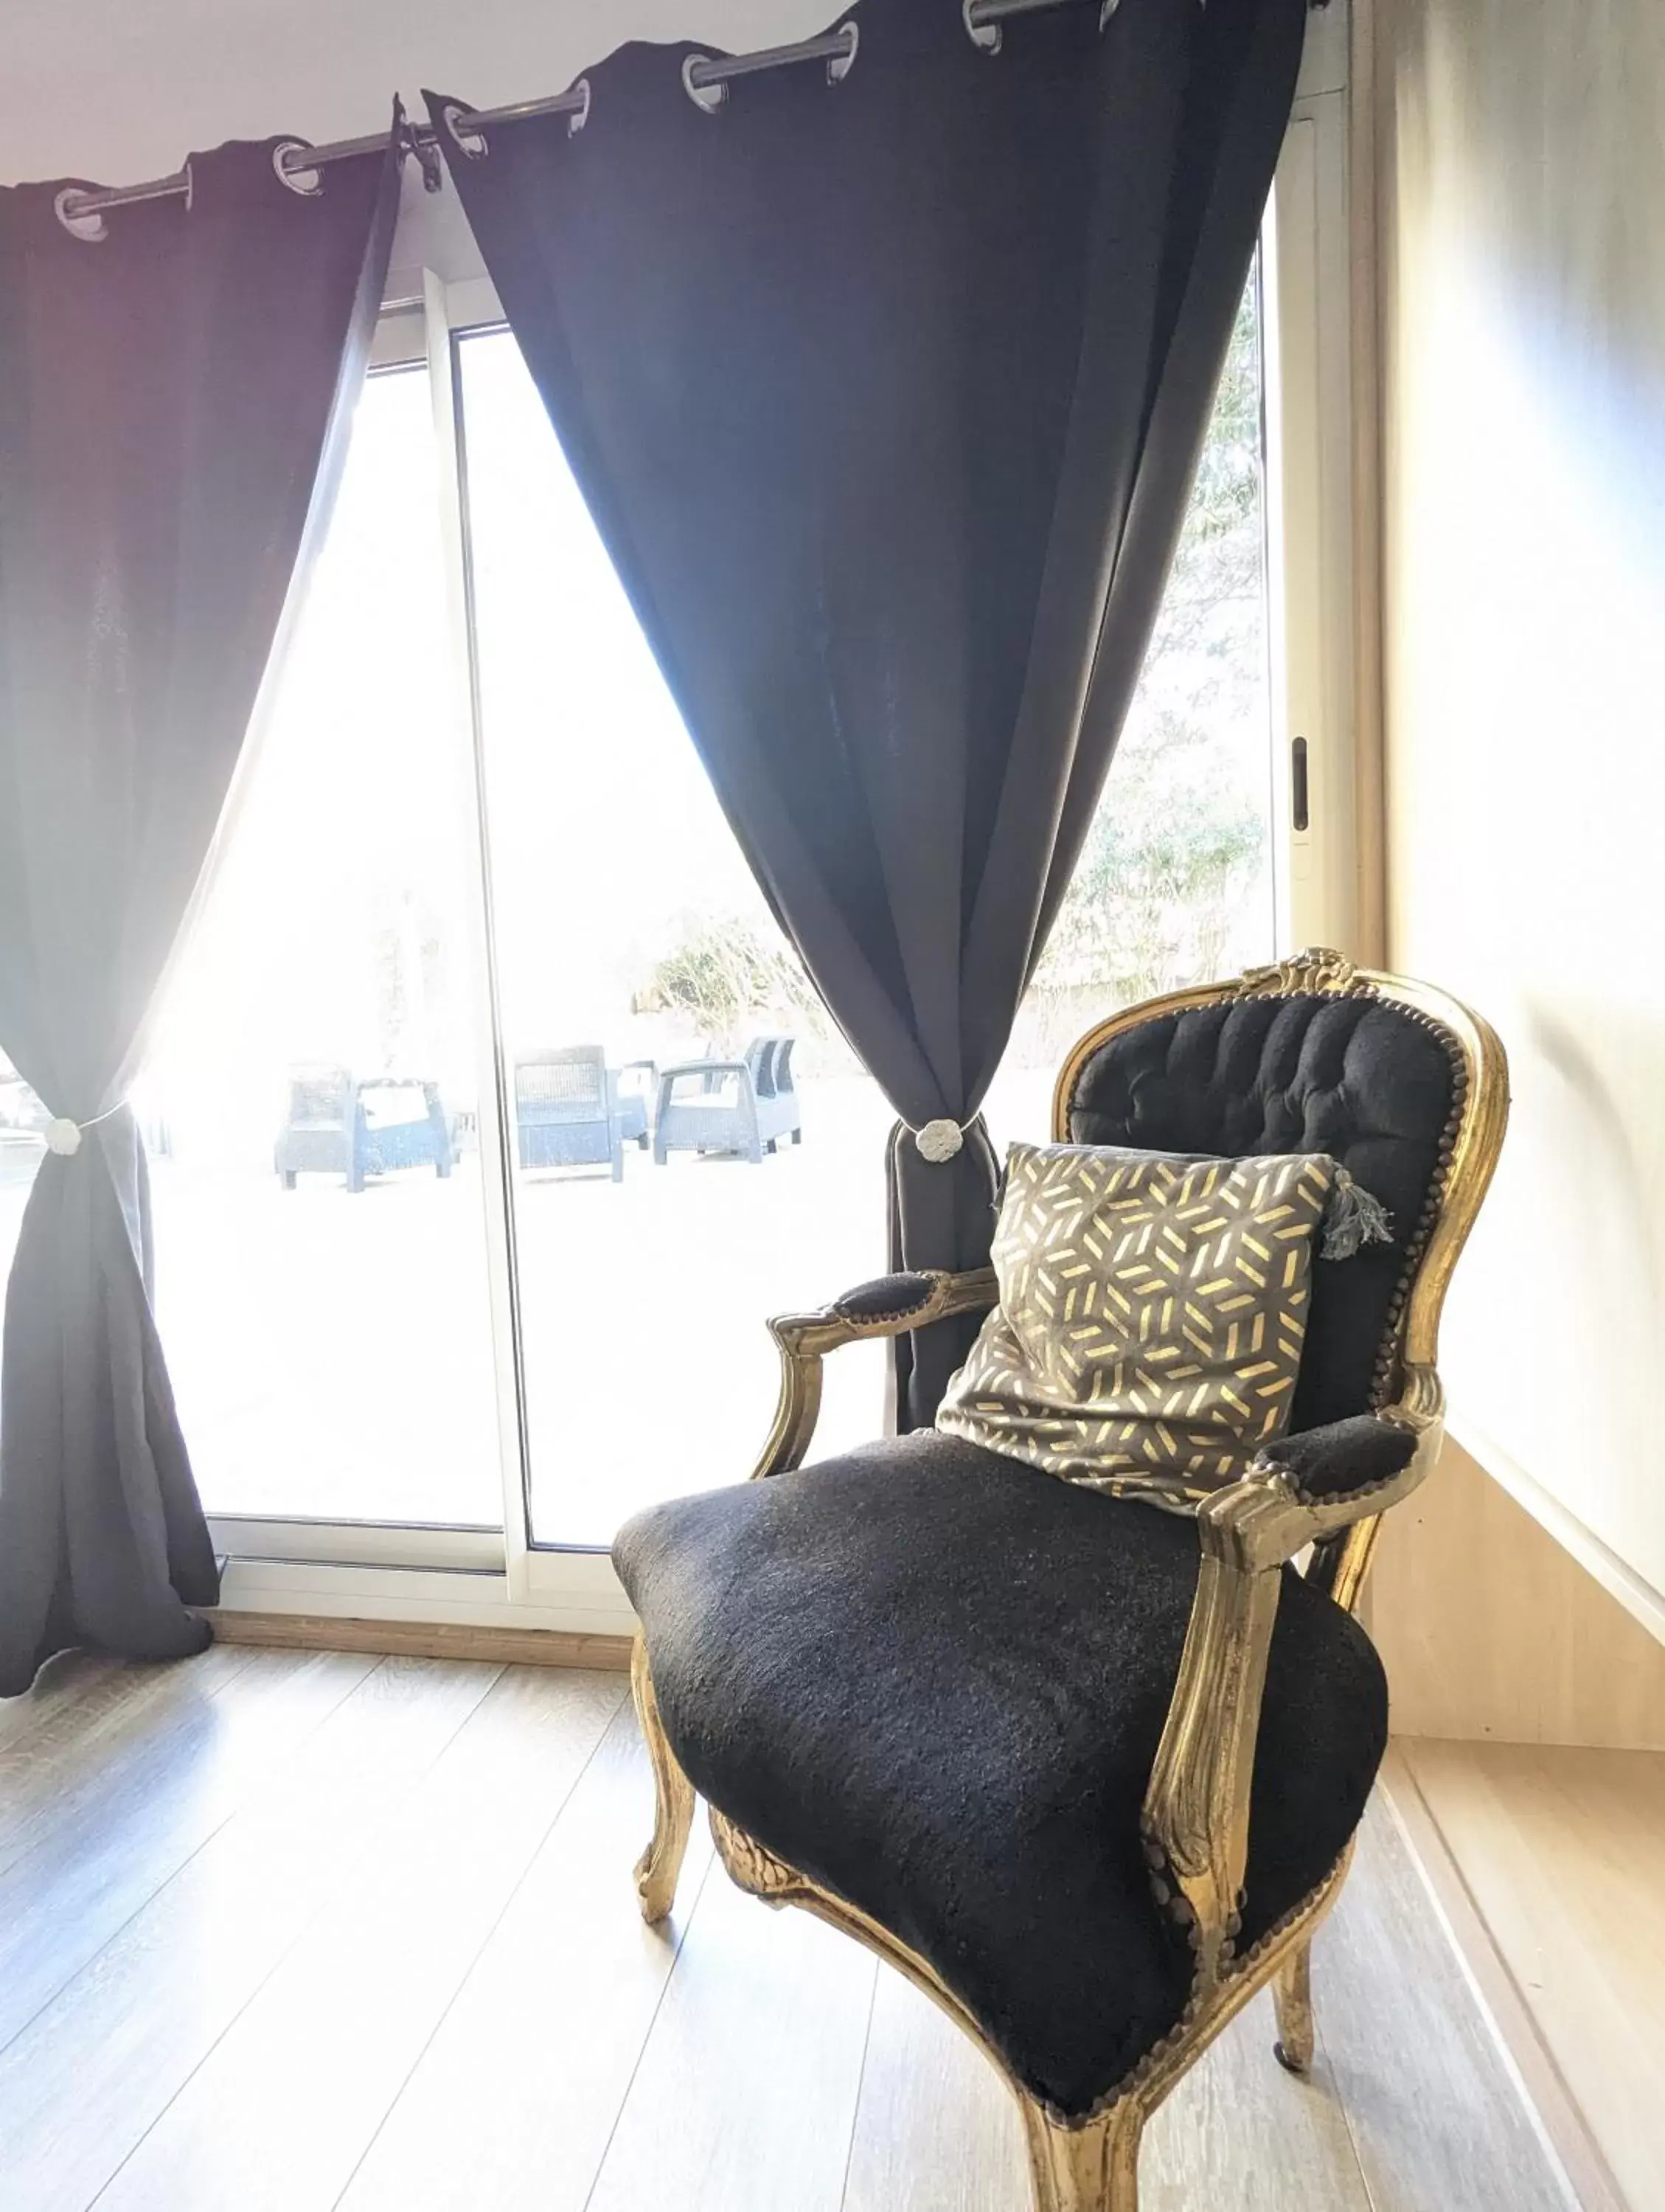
(1059, 989, 1464, 1432)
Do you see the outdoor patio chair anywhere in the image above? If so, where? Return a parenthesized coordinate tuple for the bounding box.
(653, 1033, 802, 1164)
(0, 1068, 48, 1191)
(614, 1058, 657, 1150)
(616, 950, 1509, 2212)
(275, 1068, 453, 1193)
(513, 1046, 643, 1182)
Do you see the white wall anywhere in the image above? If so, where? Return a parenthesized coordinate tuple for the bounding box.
(1, 1, 849, 288)
(0, 1, 844, 182)
(1375, 0, 1665, 1627)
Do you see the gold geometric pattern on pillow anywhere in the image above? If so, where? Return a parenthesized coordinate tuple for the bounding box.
(936, 1143, 1340, 1497)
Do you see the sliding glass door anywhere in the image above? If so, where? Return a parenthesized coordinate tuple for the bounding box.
(456, 328, 889, 1549)
(147, 184, 1330, 1615)
(982, 262, 1276, 1141)
(141, 350, 504, 1547)
(456, 269, 1275, 1549)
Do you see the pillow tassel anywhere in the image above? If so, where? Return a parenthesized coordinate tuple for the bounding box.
(1321, 1169, 1394, 1261)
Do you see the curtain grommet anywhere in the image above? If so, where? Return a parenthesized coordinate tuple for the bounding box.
(682, 55, 726, 114)
(963, 0, 1001, 55)
(568, 77, 592, 136)
(274, 141, 324, 195)
(915, 1119, 965, 1165)
(45, 1118, 83, 1158)
(54, 187, 108, 243)
(827, 21, 859, 85)
(440, 100, 489, 159)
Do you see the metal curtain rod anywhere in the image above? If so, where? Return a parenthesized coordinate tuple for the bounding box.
(55, 0, 1138, 236)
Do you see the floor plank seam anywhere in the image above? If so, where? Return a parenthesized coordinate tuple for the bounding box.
(1310, 1997, 1386, 2212)
(0, 1651, 391, 2067)
(577, 1825, 723, 2212)
(1383, 1758, 1615, 2212)
(323, 1677, 632, 2212)
(0, 1646, 268, 1882)
(1, 1663, 1602, 2212)
(833, 1943, 883, 2212)
(0, 1656, 119, 1756)
(66, 1660, 507, 2212)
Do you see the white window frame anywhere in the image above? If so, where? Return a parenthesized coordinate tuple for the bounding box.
(213, 4, 1360, 1632)
(1268, 3, 1360, 956)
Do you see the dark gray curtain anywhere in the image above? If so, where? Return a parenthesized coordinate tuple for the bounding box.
(0, 126, 400, 1696)
(428, 0, 1303, 1427)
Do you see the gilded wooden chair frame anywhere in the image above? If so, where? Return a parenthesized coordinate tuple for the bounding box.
(627, 948, 1509, 2212)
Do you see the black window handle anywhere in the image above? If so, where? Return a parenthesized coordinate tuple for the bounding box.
(1291, 737, 1310, 834)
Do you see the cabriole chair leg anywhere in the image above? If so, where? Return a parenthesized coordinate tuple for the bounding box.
(1273, 1940, 1316, 2074)
(630, 1635, 694, 1924)
(1021, 2093, 1144, 2212)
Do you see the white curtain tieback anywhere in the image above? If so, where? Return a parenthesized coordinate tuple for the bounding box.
(908, 1115, 976, 1164)
(44, 1100, 129, 1158)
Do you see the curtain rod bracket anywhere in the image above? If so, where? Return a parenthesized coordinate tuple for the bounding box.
(403, 120, 445, 192)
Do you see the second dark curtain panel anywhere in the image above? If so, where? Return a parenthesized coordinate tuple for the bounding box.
(0, 131, 399, 1695)
(430, 0, 1304, 1424)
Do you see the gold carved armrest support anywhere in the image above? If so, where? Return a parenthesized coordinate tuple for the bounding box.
(748, 1266, 999, 1481)
(1141, 1368, 1445, 1992)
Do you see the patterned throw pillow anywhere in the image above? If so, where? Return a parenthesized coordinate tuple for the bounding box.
(936, 1143, 1352, 1495)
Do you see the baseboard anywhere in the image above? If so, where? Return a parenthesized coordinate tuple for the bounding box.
(209, 1609, 634, 1674)
(1380, 1745, 1628, 2212)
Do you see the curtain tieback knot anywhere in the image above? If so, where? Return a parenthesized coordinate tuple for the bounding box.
(912, 1116, 970, 1165)
(44, 1100, 130, 1157)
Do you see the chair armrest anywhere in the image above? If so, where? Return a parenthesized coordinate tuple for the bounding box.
(658, 1059, 750, 1082)
(657, 1061, 759, 1122)
(828, 1271, 948, 1324)
(1141, 1377, 1444, 1992)
(1248, 1413, 1419, 1506)
(749, 1267, 999, 1480)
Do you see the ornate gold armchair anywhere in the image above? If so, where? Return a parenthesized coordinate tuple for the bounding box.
(613, 950, 1507, 2211)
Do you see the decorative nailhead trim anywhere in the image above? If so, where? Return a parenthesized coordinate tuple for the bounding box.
(1273, 1414, 1420, 1506)
(1139, 1809, 1206, 1962)
(830, 1276, 940, 1327)
(1015, 975, 1471, 2123)
(1292, 1462, 1405, 1508)
(1042, 1826, 1352, 2129)
(835, 1296, 934, 1326)
(1366, 1005, 1468, 1411)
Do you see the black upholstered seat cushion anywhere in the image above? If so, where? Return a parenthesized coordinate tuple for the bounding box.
(1066, 992, 1458, 1428)
(615, 1430, 1388, 2119)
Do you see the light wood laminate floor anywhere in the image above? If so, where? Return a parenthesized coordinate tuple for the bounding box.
(0, 1647, 1579, 2212)
(1399, 1739, 1665, 2212)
